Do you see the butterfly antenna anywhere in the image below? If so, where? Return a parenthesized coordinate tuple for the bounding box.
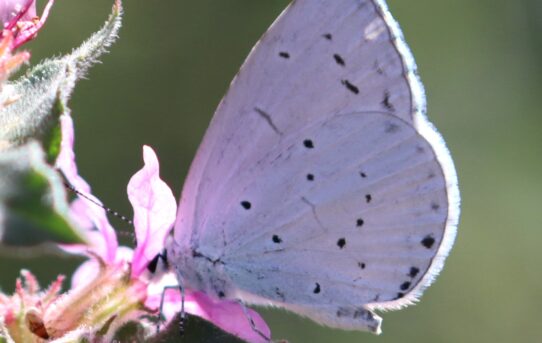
(63, 181, 134, 227)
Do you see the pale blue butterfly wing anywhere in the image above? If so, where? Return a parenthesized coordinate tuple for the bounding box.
(170, 0, 459, 334)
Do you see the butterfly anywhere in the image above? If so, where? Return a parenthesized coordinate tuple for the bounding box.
(165, 0, 459, 338)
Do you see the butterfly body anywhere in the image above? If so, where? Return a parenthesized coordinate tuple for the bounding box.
(167, 0, 459, 336)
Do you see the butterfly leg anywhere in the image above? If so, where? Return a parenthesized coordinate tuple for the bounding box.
(156, 283, 186, 336)
(238, 300, 271, 342)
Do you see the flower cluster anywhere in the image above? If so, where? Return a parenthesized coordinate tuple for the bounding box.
(0, 1, 272, 341)
(0, 113, 271, 342)
(55, 114, 271, 342)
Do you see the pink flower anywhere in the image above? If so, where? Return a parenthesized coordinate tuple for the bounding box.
(53, 114, 271, 342)
(0, 0, 54, 50)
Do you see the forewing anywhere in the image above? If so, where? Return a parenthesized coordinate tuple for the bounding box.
(175, 0, 429, 245)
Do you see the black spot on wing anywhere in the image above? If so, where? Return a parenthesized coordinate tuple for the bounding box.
(353, 308, 373, 321)
(409, 267, 420, 278)
(360, 171, 367, 178)
(303, 139, 314, 149)
(279, 51, 290, 59)
(337, 238, 346, 249)
(381, 90, 395, 112)
(421, 235, 436, 249)
(431, 202, 440, 211)
(306, 173, 315, 181)
(336, 307, 350, 317)
(365, 194, 372, 203)
(333, 54, 345, 66)
(356, 218, 364, 227)
(358, 262, 366, 269)
(313, 283, 321, 294)
(323, 33, 333, 40)
(385, 122, 400, 133)
(272, 235, 282, 244)
(254, 107, 283, 135)
(241, 201, 252, 210)
(400, 282, 411, 291)
(275, 287, 286, 301)
(341, 79, 359, 94)
(374, 60, 384, 75)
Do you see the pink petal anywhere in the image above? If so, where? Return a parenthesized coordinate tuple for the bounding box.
(60, 230, 114, 262)
(0, 0, 35, 26)
(187, 292, 271, 343)
(145, 286, 271, 343)
(71, 247, 133, 290)
(56, 114, 118, 262)
(11, 0, 54, 49)
(71, 259, 99, 290)
(68, 198, 94, 230)
(56, 114, 91, 194)
(115, 246, 134, 264)
(127, 146, 176, 277)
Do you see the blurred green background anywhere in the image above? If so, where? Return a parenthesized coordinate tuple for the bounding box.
(2, 0, 542, 342)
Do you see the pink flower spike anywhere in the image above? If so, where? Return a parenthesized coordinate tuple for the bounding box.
(128, 145, 176, 277)
(71, 258, 99, 290)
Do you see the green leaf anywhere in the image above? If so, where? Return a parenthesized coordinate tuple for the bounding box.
(0, 142, 86, 247)
(0, 0, 123, 151)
